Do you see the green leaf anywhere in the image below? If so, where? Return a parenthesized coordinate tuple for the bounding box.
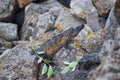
(30, 36, 33, 42)
(44, 59, 52, 64)
(69, 62, 78, 68)
(37, 51, 45, 55)
(63, 61, 70, 65)
(47, 65, 53, 78)
(61, 66, 67, 69)
(36, 43, 42, 47)
(71, 66, 76, 71)
(38, 57, 43, 64)
(53, 70, 60, 75)
(32, 46, 35, 50)
(42, 64, 47, 75)
(61, 67, 70, 74)
(76, 56, 83, 62)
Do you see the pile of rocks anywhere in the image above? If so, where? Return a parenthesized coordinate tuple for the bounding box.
(0, 0, 119, 80)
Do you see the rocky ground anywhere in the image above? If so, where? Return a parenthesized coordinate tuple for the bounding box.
(0, 0, 120, 80)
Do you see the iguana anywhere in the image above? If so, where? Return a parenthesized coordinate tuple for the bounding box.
(32, 24, 84, 80)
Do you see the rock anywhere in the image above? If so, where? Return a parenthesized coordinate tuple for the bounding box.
(105, 7, 119, 40)
(0, 42, 35, 80)
(21, 0, 63, 40)
(88, 22, 120, 80)
(92, 0, 113, 16)
(114, 27, 120, 40)
(33, 12, 56, 39)
(36, 0, 63, 13)
(24, 3, 42, 19)
(0, 38, 12, 54)
(0, 49, 11, 58)
(21, 12, 56, 40)
(70, 0, 101, 31)
(114, 0, 120, 25)
(49, 6, 62, 17)
(75, 24, 105, 53)
(0, 0, 15, 22)
(54, 7, 83, 31)
(0, 23, 18, 41)
(92, 40, 120, 80)
(20, 3, 43, 40)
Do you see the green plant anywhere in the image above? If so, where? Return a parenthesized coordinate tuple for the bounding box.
(30, 36, 83, 78)
(37, 53, 59, 78)
(61, 56, 83, 74)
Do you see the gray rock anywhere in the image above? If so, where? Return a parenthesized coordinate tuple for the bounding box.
(21, 0, 63, 40)
(49, 6, 62, 17)
(95, 40, 120, 80)
(88, 18, 120, 80)
(37, 0, 63, 13)
(33, 12, 56, 39)
(105, 7, 119, 40)
(0, 49, 11, 58)
(0, 38, 12, 54)
(92, 0, 113, 16)
(70, 0, 101, 31)
(115, 27, 120, 40)
(0, 42, 35, 80)
(0, 0, 14, 22)
(0, 23, 18, 41)
(54, 7, 83, 31)
(75, 24, 105, 53)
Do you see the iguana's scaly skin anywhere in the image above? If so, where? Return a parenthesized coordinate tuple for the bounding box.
(34, 24, 84, 56)
(32, 24, 84, 80)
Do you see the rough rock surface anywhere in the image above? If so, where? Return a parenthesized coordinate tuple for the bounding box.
(0, 38, 12, 54)
(75, 24, 105, 53)
(21, 0, 63, 40)
(0, 0, 15, 22)
(33, 12, 56, 39)
(20, 3, 43, 40)
(105, 7, 119, 40)
(92, 0, 113, 16)
(0, 42, 35, 80)
(90, 39, 120, 80)
(54, 7, 83, 31)
(70, 0, 101, 31)
(36, 0, 63, 13)
(0, 23, 18, 41)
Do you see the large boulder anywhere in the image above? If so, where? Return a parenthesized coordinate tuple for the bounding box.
(0, 41, 35, 80)
(0, 0, 15, 22)
(92, 39, 120, 80)
(0, 23, 18, 41)
(0, 38, 12, 54)
(76, 25, 105, 53)
(105, 7, 119, 40)
(70, 0, 101, 31)
(92, 0, 113, 16)
(54, 7, 84, 31)
(21, 0, 63, 40)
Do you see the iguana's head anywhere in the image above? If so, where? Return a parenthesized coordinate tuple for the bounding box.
(70, 24, 84, 37)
